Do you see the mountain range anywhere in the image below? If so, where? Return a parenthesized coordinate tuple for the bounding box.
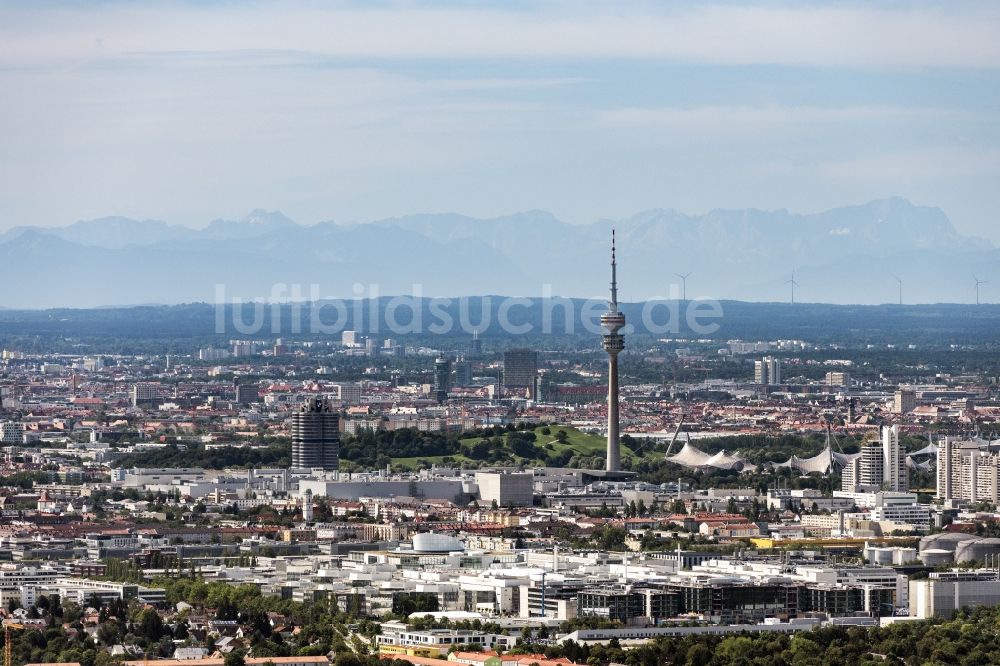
(1, 198, 996, 308)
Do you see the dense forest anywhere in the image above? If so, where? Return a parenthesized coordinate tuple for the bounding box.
(3, 300, 1000, 354)
(113, 443, 291, 469)
(510, 605, 1000, 666)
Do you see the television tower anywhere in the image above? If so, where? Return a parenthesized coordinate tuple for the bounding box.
(601, 230, 626, 472)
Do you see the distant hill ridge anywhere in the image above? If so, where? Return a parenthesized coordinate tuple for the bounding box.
(0, 199, 996, 307)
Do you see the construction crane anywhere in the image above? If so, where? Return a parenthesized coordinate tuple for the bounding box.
(4, 621, 25, 666)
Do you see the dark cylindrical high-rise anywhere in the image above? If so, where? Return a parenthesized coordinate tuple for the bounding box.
(601, 230, 625, 472)
(291, 398, 340, 470)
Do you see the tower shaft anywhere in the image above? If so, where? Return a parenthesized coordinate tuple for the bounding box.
(607, 353, 620, 471)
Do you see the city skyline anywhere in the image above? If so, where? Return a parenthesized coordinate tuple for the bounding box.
(3, 3, 1000, 662)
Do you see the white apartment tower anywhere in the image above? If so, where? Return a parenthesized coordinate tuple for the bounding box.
(882, 425, 909, 492)
(842, 439, 884, 492)
(937, 438, 1000, 504)
(842, 425, 907, 492)
(754, 356, 781, 386)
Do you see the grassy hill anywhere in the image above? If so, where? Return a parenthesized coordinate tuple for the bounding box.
(391, 425, 653, 470)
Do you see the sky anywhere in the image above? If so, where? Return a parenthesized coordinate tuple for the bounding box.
(1, 1, 999, 240)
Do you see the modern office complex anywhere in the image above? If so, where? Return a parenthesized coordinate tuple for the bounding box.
(502, 349, 538, 395)
(475, 471, 534, 507)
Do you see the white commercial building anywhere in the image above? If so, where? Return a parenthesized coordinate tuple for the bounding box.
(131, 382, 159, 406)
(475, 471, 534, 507)
(869, 504, 931, 530)
(910, 571, 1000, 619)
(330, 382, 363, 405)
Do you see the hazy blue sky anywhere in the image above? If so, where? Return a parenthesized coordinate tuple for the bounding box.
(1, 1, 998, 240)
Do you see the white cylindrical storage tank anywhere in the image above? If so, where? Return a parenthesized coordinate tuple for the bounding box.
(412, 532, 464, 553)
(921, 548, 953, 567)
(868, 548, 894, 565)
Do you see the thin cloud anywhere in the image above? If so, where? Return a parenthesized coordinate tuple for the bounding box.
(2, 3, 999, 69)
(596, 105, 964, 134)
(822, 146, 1000, 182)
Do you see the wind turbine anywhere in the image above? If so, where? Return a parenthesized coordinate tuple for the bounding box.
(891, 275, 902, 305)
(785, 271, 799, 304)
(674, 272, 691, 301)
(974, 274, 988, 305)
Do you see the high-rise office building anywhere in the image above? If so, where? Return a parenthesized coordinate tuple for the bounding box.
(433, 354, 452, 403)
(754, 356, 781, 386)
(503, 349, 538, 394)
(291, 398, 340, 470)
(534, 373, 551, 403)
(0, 421, 24, 444)
(341, 330, 359, 347)
(235, 380, 259, 404)
(470, 330, 482, 356)
(453, 360, 473, 387)
(601, 231, 625, 472)
(825, 371, 851, 387)
(232, 340, 257, 357)
(330, 382, 362, 405)
(894, 388, 916, 414)
(131, 383, 159, 407)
